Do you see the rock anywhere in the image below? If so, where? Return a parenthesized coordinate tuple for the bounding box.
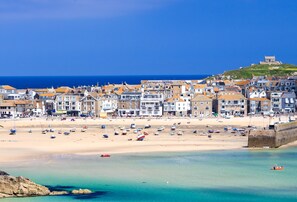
(71, 189, 92, 194)
(0, 171, 91, 198)
(50, 191, 69, 195)
(0, 171, 9, 176)
(0, 174, 50, 198)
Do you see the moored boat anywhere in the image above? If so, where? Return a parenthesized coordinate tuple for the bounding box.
(101, 154, 111, 158)
(271, 165, 284, 171)
(137, 134, 145, 141)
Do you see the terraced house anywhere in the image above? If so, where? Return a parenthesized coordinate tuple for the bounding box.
(140, 93, 163, 117)
(191, 94, 212, 117)
(118, 92, 141, 117)
(215, 92, 247, 117)
(55, 93, 81, 116)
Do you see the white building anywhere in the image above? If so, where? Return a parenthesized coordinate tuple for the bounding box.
(140, 93, 163, 116)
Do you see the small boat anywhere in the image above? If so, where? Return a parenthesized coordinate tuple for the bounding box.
(143, 131, 149, 136)
(177, 131, 183, 136)
(177, 122, 181, 125)
(100, 154, 110, 158)
(130, 124, 136, 129)
(64, 132, 70, 135)
(208, 130, 214, 133)
(28, 129, 32, 133)
(103, 134, 109, 138)
(170, 132, 175, 136)
(208, 135, 212, 138)
(171, 126, 176, 131)
(133, 130, 138, 134)
(10, 129, 16, 135)
(101, 125, 106, 129)
(154, 132, 159, 136)
(144, 124, 151, 129)
(50, 135, 56, 139)
(42, 130, 47, 134)
(157, 127, 165, 132)
(271, 165, 284, 171)
(137, 134, 145, 141)
(58, 130, 62, 134)
(81, 128, 86, 132)
(214, 130, 220, 133)
(71, 118, 75, 122)
(114, 131, 119, 135)
(193, 130, 197, 134)
(49, 128, 55, 132)
(70, 128, 76, 132)
(122, 130, 127, 135)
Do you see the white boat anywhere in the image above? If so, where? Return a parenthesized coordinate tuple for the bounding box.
(171, 126, 176, 131)
(157, 126, 165, 132)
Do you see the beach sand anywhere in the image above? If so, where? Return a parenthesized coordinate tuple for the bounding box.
(0, 116, 291, 163)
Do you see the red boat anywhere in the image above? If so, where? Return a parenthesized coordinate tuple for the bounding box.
(101, 154, 111, 158)
(271, 166, 284, 171)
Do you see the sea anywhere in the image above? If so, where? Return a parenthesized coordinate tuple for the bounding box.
(0, 75, 209, 89)
(2, 148, 297, 202)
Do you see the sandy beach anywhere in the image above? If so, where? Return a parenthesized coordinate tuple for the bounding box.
(0, 116, 293, 163)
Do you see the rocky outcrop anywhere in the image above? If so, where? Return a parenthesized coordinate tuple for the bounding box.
(0, 175, 50, 198)
(0, 170, 92, 198)
(71, 189, 92, 195)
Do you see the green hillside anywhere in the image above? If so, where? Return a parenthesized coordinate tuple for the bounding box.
(221, 64, 297, 79)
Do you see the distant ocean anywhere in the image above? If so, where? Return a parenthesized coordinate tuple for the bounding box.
(0, 75, 209, 89)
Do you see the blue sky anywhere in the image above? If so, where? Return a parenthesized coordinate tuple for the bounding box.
(0, 0, 296, 76)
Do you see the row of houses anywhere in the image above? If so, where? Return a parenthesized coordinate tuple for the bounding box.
(0, 75, 297, 118)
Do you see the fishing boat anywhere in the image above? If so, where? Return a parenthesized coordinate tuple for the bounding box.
(271, 165, 284, 171)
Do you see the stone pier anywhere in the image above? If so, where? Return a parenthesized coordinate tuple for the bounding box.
(248, 121, 297, 148)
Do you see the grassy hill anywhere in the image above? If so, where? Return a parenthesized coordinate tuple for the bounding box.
(221, 64, 297, 79)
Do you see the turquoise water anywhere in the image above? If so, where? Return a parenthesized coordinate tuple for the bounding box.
(2, 148, 297, 201)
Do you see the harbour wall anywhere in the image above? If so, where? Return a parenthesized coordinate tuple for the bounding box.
(248, 121, 297, 148)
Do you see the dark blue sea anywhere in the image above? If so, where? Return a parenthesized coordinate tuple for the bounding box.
(0, 75, 209, 89)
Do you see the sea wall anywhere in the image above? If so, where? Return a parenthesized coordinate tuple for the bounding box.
(248, 121, 297, 148)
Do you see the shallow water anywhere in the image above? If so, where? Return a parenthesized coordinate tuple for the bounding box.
(2, 148, 297, 201)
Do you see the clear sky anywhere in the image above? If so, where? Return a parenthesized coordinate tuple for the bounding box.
(0, 0, 296, 76)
